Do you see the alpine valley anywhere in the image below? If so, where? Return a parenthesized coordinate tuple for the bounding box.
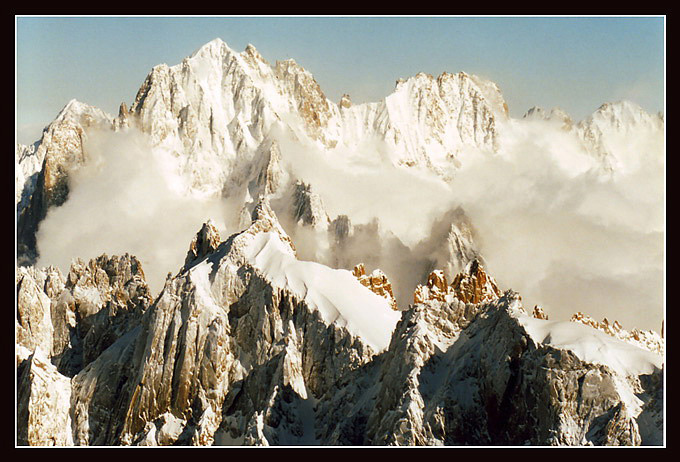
(15, 38, 665, 446)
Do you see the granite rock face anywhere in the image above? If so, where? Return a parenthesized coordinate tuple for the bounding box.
(17, 349, 74, 446)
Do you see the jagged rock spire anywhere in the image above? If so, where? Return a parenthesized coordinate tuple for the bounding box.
(413, 269, 453, 304)
(413, 259, 501, 306)
(450, 259, 501, 305)
(248, 196, 297, 255)
(292, 180, 330, 230)
(352, 263, 399, 311)
(183, 219, 221, 270)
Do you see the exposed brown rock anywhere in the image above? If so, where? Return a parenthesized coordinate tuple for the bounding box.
(353, 263, 399, 310)
(450, 259, 501, 305)
(413, 270, 453, 304)
(532, 305, 549, 320)
(339, 94, 352, 109)
(570, 312, 664, 356)
(274, 59, 337, 148)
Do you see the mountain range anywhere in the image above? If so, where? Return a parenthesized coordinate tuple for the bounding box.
(15, 38, 665, 446)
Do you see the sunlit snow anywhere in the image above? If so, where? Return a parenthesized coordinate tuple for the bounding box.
(245, 231, 402, 351)
(518, 315, 663, 376)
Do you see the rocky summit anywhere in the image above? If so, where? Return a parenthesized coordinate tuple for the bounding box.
(15, 38, 664, 446)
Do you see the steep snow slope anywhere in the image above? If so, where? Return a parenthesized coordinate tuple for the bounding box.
(519, 316, 662, 377)
(245, 230, 401, 351)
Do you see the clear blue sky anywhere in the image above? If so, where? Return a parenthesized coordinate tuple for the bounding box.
(16, 16, 665, 145)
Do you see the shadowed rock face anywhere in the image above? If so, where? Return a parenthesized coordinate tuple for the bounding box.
(16, 254, 152, 379)
(291, 181, 330, 230)
(184, 220, 222, 270)
(317, 291, 662, 446)
(16, 253, 152, 446)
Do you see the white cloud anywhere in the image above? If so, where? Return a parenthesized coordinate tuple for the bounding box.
(34, 114, 664, 333)
(35, 128, 235, 295)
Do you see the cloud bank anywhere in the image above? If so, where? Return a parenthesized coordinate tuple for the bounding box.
(34, 114, 664, 332)
(448, 118, 664, 331)
(35, 129, 237, 295)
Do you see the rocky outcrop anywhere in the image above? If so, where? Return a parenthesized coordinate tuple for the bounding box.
(532, 305, 549, 320)
(274, 58, 340, 149)
(184, 220, 222, 269)
(16, 266, 58, 365)
(291, 181, 331, 230)
(58, 254, 151, 376)
(16, 254, 152, 446)
(570, 312, 664, 356)
(413, 259, 500, 306)
(352, 263, 398, 310)
(339, 94, 352, 109)
(413, 270, 453, 304)
(16, 254, 152, 378)
(16, 142, 43, 212)
(330, 215, 353, 245)
(450, 259, 501, 304)
(413, 293, 647, 446)
(252, 140, 285, 198)
(17, 349, 74, 446)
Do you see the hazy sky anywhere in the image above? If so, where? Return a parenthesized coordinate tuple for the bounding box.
(16, 15, 665, 145)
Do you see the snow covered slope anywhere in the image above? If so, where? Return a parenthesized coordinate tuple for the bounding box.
(519, 316, 662, 377)
(245, 230, 401, 351)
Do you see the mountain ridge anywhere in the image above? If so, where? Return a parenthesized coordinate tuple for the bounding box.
(16, 204, 664, 445)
